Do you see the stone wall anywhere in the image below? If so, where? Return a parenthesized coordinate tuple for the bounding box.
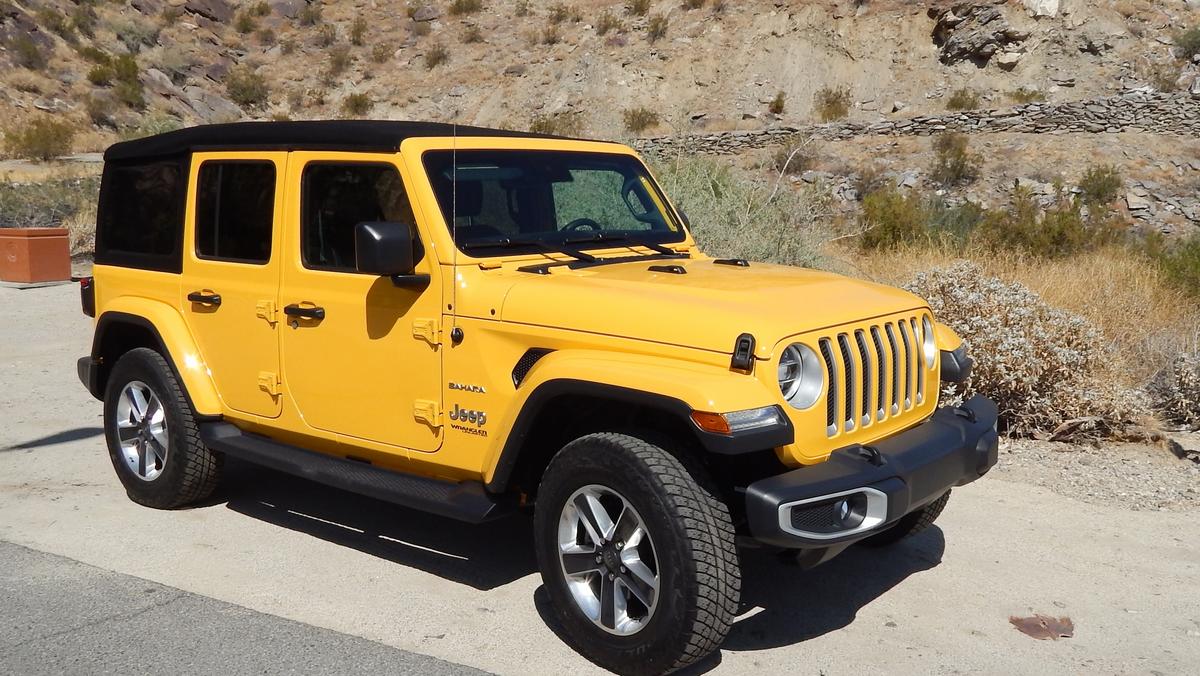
(632, 92, 1200, 156)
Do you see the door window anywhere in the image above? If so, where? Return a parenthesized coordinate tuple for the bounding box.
(301, 163, 419, 272)
(195, 161, 276, 264)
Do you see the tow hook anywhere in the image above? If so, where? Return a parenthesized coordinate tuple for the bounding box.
(857, 445, 884, 466)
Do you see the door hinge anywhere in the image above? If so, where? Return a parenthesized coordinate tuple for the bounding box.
(413, 400, 441, 427)
(257, 371, 281, 396)
(256, 300, 278, 325)
(412, 318, 440, 345)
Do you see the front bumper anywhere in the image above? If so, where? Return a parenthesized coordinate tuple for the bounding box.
(745, 395, 999, 550)
(78, 355, 102, 400)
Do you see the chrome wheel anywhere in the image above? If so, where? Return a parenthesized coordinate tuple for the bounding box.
(557, 484, 659, 636)
(115, 380, 168, 481)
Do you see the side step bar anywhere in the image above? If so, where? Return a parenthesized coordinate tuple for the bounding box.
(199, 422, 510, 524)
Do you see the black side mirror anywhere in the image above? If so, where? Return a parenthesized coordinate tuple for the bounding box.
(354, 222, 429, 288)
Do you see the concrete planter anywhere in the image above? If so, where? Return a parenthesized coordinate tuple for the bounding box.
(0, 228, 71, 284)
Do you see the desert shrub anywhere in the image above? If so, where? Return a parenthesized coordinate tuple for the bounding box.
(463, 24, 483, 43)
(327, 44, 353, 77)
(3, 118, 77, 161)
(1151, 353, 1200, 427)
(234, 11, 256, 34)
(0, 175, 99, 236)
(1008, 87, 1045, 104)
(925, 197, 986, 243)
(627, 0, 650, 16)
(38, 7, 75, 42)
(341, 93, 373, 117)
(425, 43, 449, 68)
(350, 15, 368, 45)
(529, 112, 583, 136)
(976, 187, 1122, 258)
(77, 45, 110, 64)
(929, 132, 980, 187)
(450, 0, 484, 15)
(87, 64, 114, 86)
(813, 85, 850, 122)
(770, 136, 818, 175)
(905, 262, 1150, 436)
(371, 43, 393, 62)
(1142, 60, 1182, 92)
(118, 112, 182, 140)
(250, 1, 271, 17)
(596, 11, 621, 35)
(622, 107, 659, 133)
(1078, 164, 1122, 206)
(651, 154, 829, 268)
(257, 28, 277, 45)
(541, 24, 560, 44)
(647, 14, 668, 41)
(683, 0, 706, 9)
(944, 87, 980, 111)
(317, 23, 337, 46)
(226, 66, 269, 108)
(515, 1, 531, 17)
(113, 17, 159, 53)
(12, 36, 48, 70)
(768, 91, 786, 115)
(84, 93, 117, 127)
(1157, 233, 1200, 296)
(72, 5, 98, 38)
(1175, 26, 1200, 62)
(298, 3, 322, 25)
(112, 54, 145, 109)
(280, 37, 296, 54)
(852, 164, 890, 200)
(858, 188, 931, 250)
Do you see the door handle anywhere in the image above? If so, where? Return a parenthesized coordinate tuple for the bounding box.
(187, 291, 222, 306)
(284, 304, 326, 321)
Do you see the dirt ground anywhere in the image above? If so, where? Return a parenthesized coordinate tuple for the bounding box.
(1, 283, 1198, 675)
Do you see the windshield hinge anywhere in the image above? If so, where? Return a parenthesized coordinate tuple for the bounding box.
(413, 318, 440, 345)
(255, 300, 278, 325)
(413, 399, 441, 427)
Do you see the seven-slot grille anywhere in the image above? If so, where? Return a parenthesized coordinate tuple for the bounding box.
(816, 315, 929, 438)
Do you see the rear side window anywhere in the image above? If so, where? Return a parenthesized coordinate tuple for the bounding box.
(95, 157, 188, 272)
(301, 163, 419, 272)
(195, 162, 276, 264)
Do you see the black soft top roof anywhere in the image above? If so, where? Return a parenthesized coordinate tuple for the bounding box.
(104, 120, 589, 162)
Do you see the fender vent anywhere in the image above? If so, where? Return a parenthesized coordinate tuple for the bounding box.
(511, 349, 553, 387)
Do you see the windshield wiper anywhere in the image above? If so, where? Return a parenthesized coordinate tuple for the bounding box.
(461, 236, 595, 263)
(563, 232, 684, 257)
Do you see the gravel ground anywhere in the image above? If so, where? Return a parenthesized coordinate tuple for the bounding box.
(994, 433, 1200, 511)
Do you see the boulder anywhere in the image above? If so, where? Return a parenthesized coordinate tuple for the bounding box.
(131, 0, 164, 15)
(1022, 0, 1058, 18)
(411, 5, 440, 22)
(184, 0, 232, 23)
(930, 3, 1029, 65)
(144, 68, 182, 98)
(182, 86, 242, 122)
(995, 51, 1022, 70)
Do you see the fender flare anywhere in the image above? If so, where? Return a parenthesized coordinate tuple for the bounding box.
(92, 305, 223, 417)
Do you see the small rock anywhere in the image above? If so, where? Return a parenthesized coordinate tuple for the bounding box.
(1125, 193, 1152, 211)
(995, 51, 1022, 70)
(411, 5, 440, 22)
(1022, 0, 1059, 18)
(892, 101, 906, 113)
(503, 64, 526, 76)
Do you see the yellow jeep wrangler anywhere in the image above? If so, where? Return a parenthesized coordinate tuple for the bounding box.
(77, 121, 996, 675)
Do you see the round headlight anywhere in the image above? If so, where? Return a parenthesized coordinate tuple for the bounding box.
(922, 316, 937, 369)
(778, 343, 824, 410)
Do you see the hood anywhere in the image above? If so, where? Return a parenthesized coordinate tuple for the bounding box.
(499, 258, 929, 358)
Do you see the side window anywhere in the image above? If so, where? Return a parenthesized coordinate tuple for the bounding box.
(301, 163, 419, 272)
(95, 157, 187, 272)
(195, 162, 276, 264)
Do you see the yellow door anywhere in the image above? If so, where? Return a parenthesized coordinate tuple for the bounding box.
(181, 153, 286, 418)
(278, 153, 443, 453)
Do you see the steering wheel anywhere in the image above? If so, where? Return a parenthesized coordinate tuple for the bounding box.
(562, 218, 602, 232)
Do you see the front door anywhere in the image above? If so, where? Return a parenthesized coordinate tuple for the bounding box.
(279, 153, 443, 453)
(181, 153, 285, 418)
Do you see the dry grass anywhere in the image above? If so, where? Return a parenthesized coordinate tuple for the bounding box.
(843, 243, 1200, 389)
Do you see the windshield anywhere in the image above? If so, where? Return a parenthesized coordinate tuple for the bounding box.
(422, 150, 686, 255)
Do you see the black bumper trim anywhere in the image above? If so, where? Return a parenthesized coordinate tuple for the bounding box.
(77, 356, 102, 400)
(745, 395, 999, 548)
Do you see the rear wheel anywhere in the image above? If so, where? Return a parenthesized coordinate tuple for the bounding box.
(534, 433, 740, 675)
(102, 348, 222, 509)
(861, 490, 950, 547)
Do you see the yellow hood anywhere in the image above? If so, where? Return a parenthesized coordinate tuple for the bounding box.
(498, 258, 929, 358)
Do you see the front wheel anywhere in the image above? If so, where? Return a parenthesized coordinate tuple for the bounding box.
(534, 433, 740, 675)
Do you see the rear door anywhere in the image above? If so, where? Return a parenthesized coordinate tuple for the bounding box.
(181, 152, 285, 418)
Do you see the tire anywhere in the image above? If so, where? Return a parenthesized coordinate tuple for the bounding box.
(102, 347, 222, 509)
(534, 433, 740, 676)
(860, 489, 950, 547)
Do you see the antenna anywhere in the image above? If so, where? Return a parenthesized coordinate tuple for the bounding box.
(449, 113, 460, 343)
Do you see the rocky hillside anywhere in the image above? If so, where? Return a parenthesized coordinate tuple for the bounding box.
(0, 0, 1197, 144)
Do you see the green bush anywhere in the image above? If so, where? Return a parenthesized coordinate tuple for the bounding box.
(0, 174, 99, 229)
(3, 118, 77, 161)
(371, 43, 393, 63)
(77, 45, 110, 64)
(1078, 164, 1122, 206)
(1175, 26, 1200, 61)
(37, 8, 76, 42)
(72, 5, 98, 38)
(622, 107, 659, 133)
(813, 85, 850, 122)
(119, 113, 182, 141)
(627, 0, 650, 16)
(1158, 233, 1200, 296)
(112, 54, 145, 109)
(1007, 87, 1045, 104)
(113, 18, 159, 53)
(647, 14, 668, 41)
(226, 66, 269, 108)
(929, 132, 980, 187)
(596, 11, 621, 35)
(327, 45, 353, 77)
(976, 187, 1121, 258)
(768, 91, 786, 115)
(234, 12, 256, 34)
(84, 93, 117, 127)
(770, 137, 818, 175)
(529, 112, 583, 136)
(651, 154, 829, 268)
(341, 93, 373, 117)
(858, 188, 931, 250)
(425, 43, 449, 68)
(87, 64, 114, 86)
(12, 36, 48, 70)
(250, 1, 271, 17)
(350, 15, 368, 45)
(945, 87, 980, 111)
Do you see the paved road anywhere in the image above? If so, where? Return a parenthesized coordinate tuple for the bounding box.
(1, 283, 1198, 675)
(0, 542, 485, 676)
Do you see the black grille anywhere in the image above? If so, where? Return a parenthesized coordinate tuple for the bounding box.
(511, 349, 552, 387)
(855, 330, 871, 427)
(789, 502, 843, 534)
(820, 338, 837, 431)
(870, 326, 886, 418)
(837, 334, 855, 431)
